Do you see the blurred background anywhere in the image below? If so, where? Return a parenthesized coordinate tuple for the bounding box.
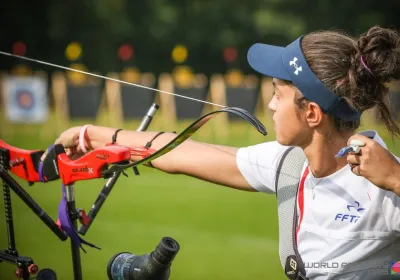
(0, 1, 399, 279)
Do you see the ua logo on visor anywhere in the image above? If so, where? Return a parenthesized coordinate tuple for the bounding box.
(289, 57, 302, 75)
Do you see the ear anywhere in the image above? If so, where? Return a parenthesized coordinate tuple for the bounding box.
(305, 102, 323, 127)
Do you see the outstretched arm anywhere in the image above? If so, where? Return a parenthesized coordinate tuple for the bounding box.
(51, 125, 256, 192)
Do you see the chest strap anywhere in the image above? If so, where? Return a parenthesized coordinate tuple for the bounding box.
(275, 146, 308, 280)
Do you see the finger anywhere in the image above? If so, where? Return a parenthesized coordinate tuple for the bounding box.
(349, 139, 365, 148)
(70, 146, 85, 158)
(55, 136, 73, 148)
(350, 146, 362, 156)
(75, 144, 83, 153)
(347, 153, 361, 165)
(40, 149, 48, 161)
(350, 164, 361, 176)
(70, 154, 81, 160)
(347, 134, 374, 146)
(65, 148, 72, 156)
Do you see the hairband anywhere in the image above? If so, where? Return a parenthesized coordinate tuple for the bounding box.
(360, 56, 375, 77)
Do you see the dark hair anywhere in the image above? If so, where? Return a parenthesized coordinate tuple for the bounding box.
(297, 26, 400, 136)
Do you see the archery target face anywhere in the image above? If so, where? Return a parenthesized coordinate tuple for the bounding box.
(2, 76, 49, 123)
(15, 90, 35, 110)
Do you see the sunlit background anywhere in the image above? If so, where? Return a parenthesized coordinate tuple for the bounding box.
(0, 1, 399, 280)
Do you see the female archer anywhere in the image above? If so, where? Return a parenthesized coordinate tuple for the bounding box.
(44, 26, 400, 279)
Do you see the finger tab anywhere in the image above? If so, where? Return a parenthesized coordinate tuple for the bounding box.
(349, 139, 366, 147)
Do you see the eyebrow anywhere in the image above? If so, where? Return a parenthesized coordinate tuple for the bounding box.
(272, 80, 281, 95)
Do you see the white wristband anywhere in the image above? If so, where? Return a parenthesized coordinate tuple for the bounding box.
(79, 124, 92, 154)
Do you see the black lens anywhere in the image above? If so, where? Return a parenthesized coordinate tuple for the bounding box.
(36, 269, 57, 280)
(107, 237, 180, 280)
(152, 237, 180, 266)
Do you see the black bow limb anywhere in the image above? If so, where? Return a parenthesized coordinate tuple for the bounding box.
(102, 107, 267, 177)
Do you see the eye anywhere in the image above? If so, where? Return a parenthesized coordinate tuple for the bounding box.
(272, 90, 280, 99)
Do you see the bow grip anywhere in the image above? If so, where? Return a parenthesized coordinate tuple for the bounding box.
(57, 145, 131, 185)
(41, 144, 66, 181)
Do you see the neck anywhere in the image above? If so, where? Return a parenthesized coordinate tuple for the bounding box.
(302, 130, 352, 178)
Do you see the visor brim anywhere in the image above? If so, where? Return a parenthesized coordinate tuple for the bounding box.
(247, 43, 291, 81)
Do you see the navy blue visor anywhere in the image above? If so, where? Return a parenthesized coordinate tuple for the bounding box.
(247, 36, 361, 121)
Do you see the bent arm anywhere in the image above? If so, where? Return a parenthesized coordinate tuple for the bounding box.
(390, 159, 400, 196)
(377, 154, 400, 196)
(85, 125, 255, 191)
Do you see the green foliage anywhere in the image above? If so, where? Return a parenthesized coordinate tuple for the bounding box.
(1, 0, 398, 75)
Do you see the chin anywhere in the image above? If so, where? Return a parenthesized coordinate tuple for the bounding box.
(277, 140, 293, 146)
(276, 134, 291, 146)
(276, 132, 299, 146)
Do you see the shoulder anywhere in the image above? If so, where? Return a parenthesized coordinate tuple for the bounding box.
(359, 128, 400, 163)
(358, 129, 387, 148)
(358, 129, 400, 160)
(238, 140, 288, 154)
(237, 141, 291, 167)
(236, 141, 294, 193)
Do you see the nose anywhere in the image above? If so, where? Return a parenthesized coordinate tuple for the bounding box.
(268, 97, 276, 112)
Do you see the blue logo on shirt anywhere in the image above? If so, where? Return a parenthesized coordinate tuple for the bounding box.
(346, 201, 365, 212)
(335, 201, 365, 223)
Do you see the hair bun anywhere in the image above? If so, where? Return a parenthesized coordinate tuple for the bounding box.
(357, 26, 400, 83)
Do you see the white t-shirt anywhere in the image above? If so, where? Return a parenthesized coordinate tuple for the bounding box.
(236, 130, 400, 280)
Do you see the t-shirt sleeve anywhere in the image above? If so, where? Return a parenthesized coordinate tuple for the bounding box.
(382, 154, 400, 235)
(236, 141, 288, 194)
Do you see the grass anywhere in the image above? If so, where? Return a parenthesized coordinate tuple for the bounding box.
(0, 110, 399, 280)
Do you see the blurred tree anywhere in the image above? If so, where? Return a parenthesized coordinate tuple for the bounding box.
(0, 0, 52, 70)
(272, 0, 399, 36)
(0, 0, 399, 75)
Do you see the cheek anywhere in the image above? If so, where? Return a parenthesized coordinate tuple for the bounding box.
(274, 106, 305, 143)
(275, 103, 299, 125)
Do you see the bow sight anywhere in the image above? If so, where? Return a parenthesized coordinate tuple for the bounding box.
(0, 103, 267, 280)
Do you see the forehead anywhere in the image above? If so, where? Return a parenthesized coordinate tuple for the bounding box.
(272, 78, 288, 87)
(272, 78, 303, 99)
(272, 78, 295, 92)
